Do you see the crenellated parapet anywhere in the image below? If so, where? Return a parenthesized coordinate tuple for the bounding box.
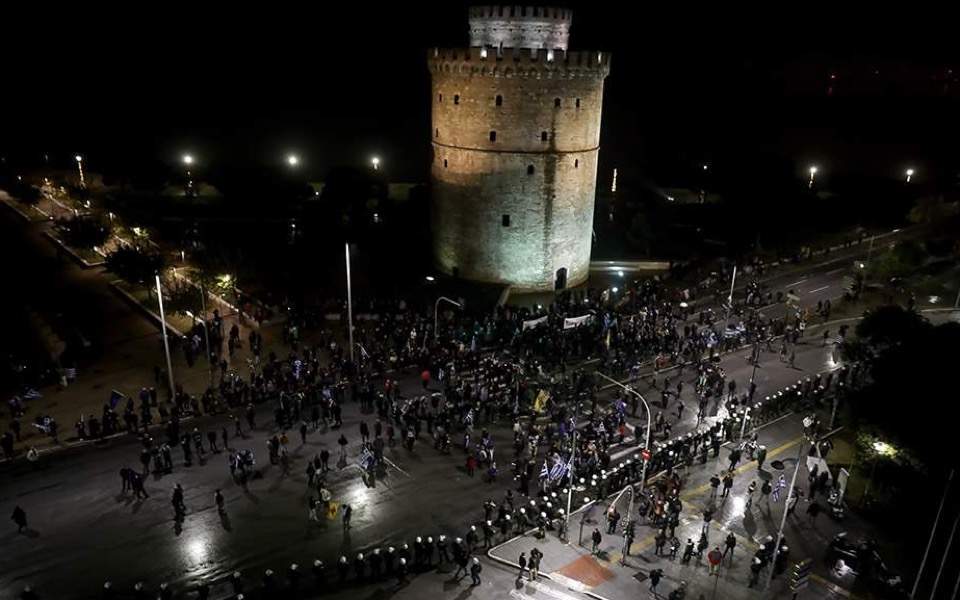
(428, 47, 611, 79)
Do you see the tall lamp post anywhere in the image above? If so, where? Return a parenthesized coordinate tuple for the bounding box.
(905, 168, 915, 183)
(808, 165, 818, 188)
(597, 372, 652, 495)
(765, 439, 806, 592)
(74, 155, 86, 188)
(182, 154, 195, 197)
(345, 242, 355, 365)
(370, 156, 381, 171)
(155, 274, 177, 400)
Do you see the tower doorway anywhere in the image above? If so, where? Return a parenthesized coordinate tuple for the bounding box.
(555, 267, 567, 290)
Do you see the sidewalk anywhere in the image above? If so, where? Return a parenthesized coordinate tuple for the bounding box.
(490, 412, 869, 600)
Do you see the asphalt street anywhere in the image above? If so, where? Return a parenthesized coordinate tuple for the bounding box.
(0, 321, 846, 599)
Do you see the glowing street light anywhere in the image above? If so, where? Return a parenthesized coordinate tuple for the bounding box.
(702, 163, 709, 171)
(905, 168, 914, 183)
(75, 154, 86, 188)
(182, 154, 196, 197)
(286, 154, 300, 167)
(371, 156, 381, 171)
(808, 165, 818, 188)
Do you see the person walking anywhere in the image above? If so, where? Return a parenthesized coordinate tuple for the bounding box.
(649, 568, 663, 595)
(745, 480, 757, 509)
(761, 479, 772, 507)
(215, 489, 225, 514)
(469, 557, 482, 586)
(337, 434, 348, 464)
(591, 528, 602, 555)
(806, 501, 821, 526)
(172, 484, 186, 517)
(342, 503, 352, 530)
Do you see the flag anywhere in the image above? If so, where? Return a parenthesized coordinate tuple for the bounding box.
(549, 457, 571, 482)
(539, 462, 549, 480)
(772, 475, 787, 502)
(326, 501, 340, 520)
(533, 390, 550, 414)
(358, 447, 374, 469)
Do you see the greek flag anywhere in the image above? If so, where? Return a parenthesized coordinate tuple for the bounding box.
(772, 475, 787, 502)
(358, 447, 374, 469)
(539, 461, 550, 480)
(549, 457, 571, 482)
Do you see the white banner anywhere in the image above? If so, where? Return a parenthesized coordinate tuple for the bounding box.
(563, 314, 593, 330)
(522, 315, 549, 331)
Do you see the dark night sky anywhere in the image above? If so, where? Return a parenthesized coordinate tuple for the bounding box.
(4, 2, 958, 186)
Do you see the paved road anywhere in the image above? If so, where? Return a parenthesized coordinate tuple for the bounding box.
(0, 320, 852, 599)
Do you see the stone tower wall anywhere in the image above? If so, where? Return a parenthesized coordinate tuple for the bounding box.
(428, 34, 610, 291)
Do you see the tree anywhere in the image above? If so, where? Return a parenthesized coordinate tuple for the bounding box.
(105, 246, 165, 284)
(908, 194, 958, 226)
(847, 314, 960, 470)
(866, 240, 926, 282)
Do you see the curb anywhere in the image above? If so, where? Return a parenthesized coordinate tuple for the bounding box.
(43, 230, 105, 268)
(0, 195, 41, 223)
(108, 279, 187, 338)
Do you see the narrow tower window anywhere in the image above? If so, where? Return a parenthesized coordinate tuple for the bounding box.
(489, 131, 497, 142)
(541, 131, 548, 142)
(575, 159, 579, 168)
(502, 214, 510, 227)
(495, 94, 503, 106)
(527, 165, 535, 175)
(454, 94, 460, 105)
(443, 159, 448, 168)
(435, 128, 439, 138)
(575, 98, 581, 108)
(554, 98, 561, 108)
(438, 93, 443, 103)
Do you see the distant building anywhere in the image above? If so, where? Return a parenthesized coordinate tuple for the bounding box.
(429, 6, 610, 291)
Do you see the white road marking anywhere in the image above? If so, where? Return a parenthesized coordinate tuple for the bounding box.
(808, 285, 830, 293)
(785, 279, 807, 288)
(825, 267, 846, 275)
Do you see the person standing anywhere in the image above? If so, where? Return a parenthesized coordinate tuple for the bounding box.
(529, 548, 542, 581)
(723, 532, 736, 564)
(708, 546, 723, 575)
(342, 504, 352, 530)
(11, 506, 27, 532)
(516, 552, 527, 582)
(722, 472, 734, 498)
(591, 528, 602, 555)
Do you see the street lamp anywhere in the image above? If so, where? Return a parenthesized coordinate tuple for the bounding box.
(905, 168, 914, 183)
(182, 154, 196, 197)
(75, 155, 86, 188)
(808, 165, 818, 188)
(370, 156, 381, 171)
(286, 153, 300, 167)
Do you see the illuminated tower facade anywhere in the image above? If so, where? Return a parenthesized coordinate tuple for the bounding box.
(429, 5, 610, 291)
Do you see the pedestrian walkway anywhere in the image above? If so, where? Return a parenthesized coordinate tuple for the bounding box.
(489, 412, 877, 600)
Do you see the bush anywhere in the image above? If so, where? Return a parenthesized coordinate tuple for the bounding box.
(105, 245, 165, 284)
(59, 216, 111, 249)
